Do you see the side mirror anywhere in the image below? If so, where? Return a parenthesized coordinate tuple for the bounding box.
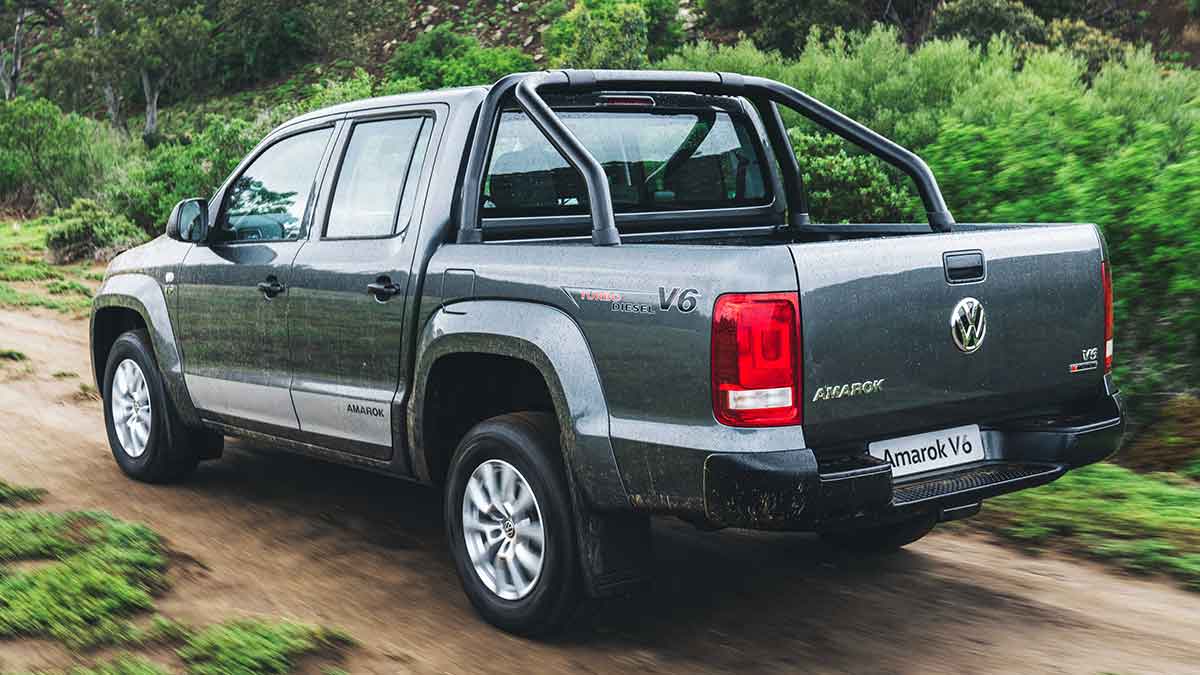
(167, 198, 209, 242)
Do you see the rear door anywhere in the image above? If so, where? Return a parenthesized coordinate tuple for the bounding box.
(179, 122, 336, 430)
(793, 225, 1106, 448)
(286, 107, 438, 459)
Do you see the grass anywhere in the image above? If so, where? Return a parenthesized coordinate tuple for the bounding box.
(178, 620, 355, 675)
(0, 349, 27, 362)
(0, 219, 100, 315)
(977, 462, 1200, 589)
(0, 479, 356, 673)
(52, 371, 78, 379)
(0, 480, 46, 505)
(46, 279, 93, 298)
(0, 510, 167, 648)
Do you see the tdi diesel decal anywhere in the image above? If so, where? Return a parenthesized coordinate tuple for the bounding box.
(565, 287, 700, 316)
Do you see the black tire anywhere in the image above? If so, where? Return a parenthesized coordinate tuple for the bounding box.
(102, 329, 218, 483)
(820, 511, 939, 555)
(445, 412, 582, 636)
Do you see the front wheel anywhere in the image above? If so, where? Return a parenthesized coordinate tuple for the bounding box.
(445, 412, 581, 636)
(102, 330, 218, 483)
(820, 511, 939, 555)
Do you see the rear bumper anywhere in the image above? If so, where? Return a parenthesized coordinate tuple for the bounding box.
(693, 393, 1125, 531)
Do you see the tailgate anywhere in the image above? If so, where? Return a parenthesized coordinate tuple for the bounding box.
(792, 224, 1106, 448)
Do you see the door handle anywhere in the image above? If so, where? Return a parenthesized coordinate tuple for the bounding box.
(367, 277, 401, 301)
(257, 278, 285, 298)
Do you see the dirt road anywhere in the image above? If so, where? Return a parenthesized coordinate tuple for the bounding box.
(2, 308, 1199, 674)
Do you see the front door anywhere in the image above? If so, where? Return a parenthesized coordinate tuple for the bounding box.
(287, 112, 436, 459)
(178, 123, 336, 430)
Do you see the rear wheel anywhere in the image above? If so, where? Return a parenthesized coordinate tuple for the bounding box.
(445, 412, 581, 636)
(102, 330, 220, 483)
(820, 511, 938, 555)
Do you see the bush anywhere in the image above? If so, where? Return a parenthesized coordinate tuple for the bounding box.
(931, 0, 1048, 48)
(547, 1, 651, 68)
(749, 0, 871, 56)
(789, 131, 921, 223)
(386, 24, 535, 89)
(1046, 18, 1127, 73)
(40, 200, 148, 264)
(0, 98, 117, 210)
(545, 0, 681, 67)
(108, 115, 261, 231)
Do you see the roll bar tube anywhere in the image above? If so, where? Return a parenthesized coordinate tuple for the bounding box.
(456, 70, 955, 246)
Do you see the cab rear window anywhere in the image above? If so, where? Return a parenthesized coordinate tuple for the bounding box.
(483, 109, 771, 218)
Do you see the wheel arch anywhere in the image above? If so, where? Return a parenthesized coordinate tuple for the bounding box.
(409, 300, 629, 510)
(91, 273, 200, 426)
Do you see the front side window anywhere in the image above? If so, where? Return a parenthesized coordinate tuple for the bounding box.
(325, 116, 429, 239)
(214, 127, 333, 243)
(483, 109, 770, 219)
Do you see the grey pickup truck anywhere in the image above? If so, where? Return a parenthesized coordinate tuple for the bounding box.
(90, 70, 1125, 634)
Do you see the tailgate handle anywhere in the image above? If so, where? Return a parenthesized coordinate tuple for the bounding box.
(944, 251, 985, 284)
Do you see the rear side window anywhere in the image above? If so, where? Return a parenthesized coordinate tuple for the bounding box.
(483, 109, 770, 218)
(325, 116, 431, 239)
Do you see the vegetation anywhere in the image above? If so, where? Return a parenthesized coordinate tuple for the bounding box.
(0, 479, 353, 673)
(179, 620, 355, 675)
(978, 463, 1200, 589)
(0, 478, 44, 504)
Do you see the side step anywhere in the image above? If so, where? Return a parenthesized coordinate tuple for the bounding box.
(893, 462, 1063, 507)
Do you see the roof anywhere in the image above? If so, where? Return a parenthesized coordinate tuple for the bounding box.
(278, 85, 489, 130)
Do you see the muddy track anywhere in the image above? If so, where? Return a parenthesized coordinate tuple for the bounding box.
(2, 308, 1199, 674)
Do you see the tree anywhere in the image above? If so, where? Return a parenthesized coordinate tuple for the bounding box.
(125, 0, 210, 142)
(39, 0, 209, 140)
(0, 1, 64, 100)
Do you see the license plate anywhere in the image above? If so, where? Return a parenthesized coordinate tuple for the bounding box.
(868, 424, 984, 478)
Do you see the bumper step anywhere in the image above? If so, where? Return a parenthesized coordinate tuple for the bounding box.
(893, 462, 1063, 506)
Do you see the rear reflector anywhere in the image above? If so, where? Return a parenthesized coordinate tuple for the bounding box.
(1102, 261, 1113, 373)
(711, 292, 801, 427)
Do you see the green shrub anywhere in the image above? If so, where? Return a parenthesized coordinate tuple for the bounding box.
(545, 0, 680, 67)
(748, 0, 871, 56)
(386, 24, 535, 89)
(108, 115, 261, 231)
(0, 98, 117, 210)
(931, 0, 1048, 48)
(789, 130, 921, 223)
(1046, 18, 1127, 73)
(40, 200, 148, 264)
(548, 1, 651, 68)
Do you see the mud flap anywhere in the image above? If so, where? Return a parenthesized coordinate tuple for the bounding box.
(568, 478, 654, 598)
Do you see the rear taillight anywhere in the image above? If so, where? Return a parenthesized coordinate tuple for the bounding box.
(711, 292, 801, 427)
(1102, 261, 1113, 373)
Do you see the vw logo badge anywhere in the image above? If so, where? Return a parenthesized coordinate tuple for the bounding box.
(951, 297, 986, 353)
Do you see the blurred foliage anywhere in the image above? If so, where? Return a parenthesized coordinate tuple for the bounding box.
(980, 462, 1200, 589)
(0, 478, 44, 504)
(179, 620, 355, 675)
(0, 510, 165, 647)
(931, 0, 1048, 48)
(386, 24, 535, 89)
(545, 0, 681, 67)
